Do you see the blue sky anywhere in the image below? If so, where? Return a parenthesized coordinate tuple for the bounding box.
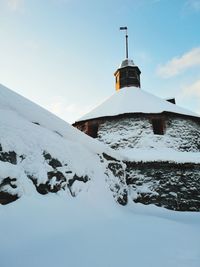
(0, 0, 200, 122)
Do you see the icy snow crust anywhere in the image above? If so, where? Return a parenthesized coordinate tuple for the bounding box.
(78, 86, 199, 122)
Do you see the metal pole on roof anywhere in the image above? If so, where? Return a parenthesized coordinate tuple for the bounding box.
(120, 26, 128, 59)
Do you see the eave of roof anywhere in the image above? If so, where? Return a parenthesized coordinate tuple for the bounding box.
(75, 87, 200, 123)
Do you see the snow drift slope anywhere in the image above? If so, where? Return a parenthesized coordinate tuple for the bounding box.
(0, 83, 112, 150)
(0, 84, 127, 204)
(1, 196, 200, 267)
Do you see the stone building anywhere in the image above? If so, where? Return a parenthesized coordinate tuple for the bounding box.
(73, 51, 200, 211)
(73, 58, 200, 154)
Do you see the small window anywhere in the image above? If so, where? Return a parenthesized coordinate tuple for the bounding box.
(152, 119, 165, 135)
(87, 123, 99, 138)
(129, 70, 136, 78)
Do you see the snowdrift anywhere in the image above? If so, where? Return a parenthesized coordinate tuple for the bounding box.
(0, 84, 127, 205)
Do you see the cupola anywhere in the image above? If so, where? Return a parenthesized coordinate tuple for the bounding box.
(114, 27, 141, 91)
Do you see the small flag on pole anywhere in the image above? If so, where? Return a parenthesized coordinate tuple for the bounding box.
(120, 27, 127, 30)
(119, 26, 128, 59)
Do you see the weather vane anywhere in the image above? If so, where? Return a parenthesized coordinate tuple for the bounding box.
(120, 26, 128, 59)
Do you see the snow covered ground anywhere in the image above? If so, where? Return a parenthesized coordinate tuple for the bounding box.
(1, 83, 200, 267)
(1, 193, 200, 267)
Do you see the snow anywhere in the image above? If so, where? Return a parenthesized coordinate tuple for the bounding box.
(0, 83, 126, 202)
(0, 82, 122, 157)
(0, 195, 200, 267)
(0, 83, 116, 156)
(119, 58, 135, 68)
(77, 86, 199, 122)
(0, 108, 99, 185)
(1, 83, 200, 267)
(121, 148, 200, 163)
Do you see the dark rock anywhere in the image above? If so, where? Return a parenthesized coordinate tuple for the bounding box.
(28, 171, 67, 194)
(0, 151, 17, 164)
(32, 122, 40, 125)
(0, 177, 17, 189)
(0, 191, 19, 205)
(108, 162, 124, 178)
(47, 171, 66, 181)
(19, 155, 26, 161)
(43, 151, 62, 169)
(68, 174, 89, 187)
(0, 177, 19, 204)
(28, 175, 49, 195)
(102, 153, 120, 162)
(36, 184, 49, 195)
(67, 174, 90, 197)
(43, 152, 51, 160)
(49, 158, 62, 169)
(117, 189, 128, 206)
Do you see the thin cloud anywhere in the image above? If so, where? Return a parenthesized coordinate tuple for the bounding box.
(182, 79, 200, 97)
(25, 40, 40, 51)
(185, 0, 200, 11)
(6, 0, 23, 10)
(157, 47, 200, 78)
(48, 100, 94, 123)
(181, 79, 200, 115)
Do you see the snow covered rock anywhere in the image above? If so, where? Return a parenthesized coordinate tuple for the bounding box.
(0, 84, 127, 205)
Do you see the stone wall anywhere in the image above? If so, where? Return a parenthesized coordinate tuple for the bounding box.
(74, 114, 200, 211)
(97, 115, 200, 152)
(125, 161, 200, 211)
(97, 114, 200, 211)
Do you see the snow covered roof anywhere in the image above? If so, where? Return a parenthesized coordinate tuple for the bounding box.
(119, 59, 135, 68)
(76, 87, 199, 122)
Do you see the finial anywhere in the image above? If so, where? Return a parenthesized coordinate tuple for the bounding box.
(120, 26, 128, 59)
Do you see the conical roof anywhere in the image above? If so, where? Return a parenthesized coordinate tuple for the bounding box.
(76, 87, 199, 122)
